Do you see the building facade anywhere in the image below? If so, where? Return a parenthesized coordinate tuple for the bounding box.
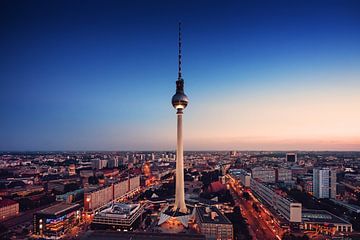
(84, 176, 140, 212)
(228, 169, 251, 187)
(0, 198, 19, 221)
(313, 168, 336, 199)
(33, 203, 81, 239)
(92, 203, 144, 230)
(275, 168, 292, 183)
(92, 159, 108, 170)
(251, 167, 276, 183)
(195, 206, 233, 240)
(250, 178, 302, 225)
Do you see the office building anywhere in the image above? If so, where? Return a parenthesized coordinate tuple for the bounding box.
(286, 153, 297, 163)
(313, 168, 336, 199)
(228, 169, 251, 187)
(0, 198, 19, 221)
(92, 159, 108, 170)
(302, 209, 352, 234)
(92, 203, 144, 230)
(275, 168, 292, 182)
(195, 206, 233, 240)
(250, 178, 302, 224)
(251, 167, 276, 183)
(84, 176, 141, 212)
(107, 158, 119, 169)
(33, 203, 81, 238)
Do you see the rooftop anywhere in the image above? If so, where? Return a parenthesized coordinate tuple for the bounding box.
(0, 198, 17, 208)
(97, 203, 141, 219)
(37, 202, 80, 216)
(163, 205, 194, 217)
(195, 206, 231, 225)
(302, 209, 351, 225)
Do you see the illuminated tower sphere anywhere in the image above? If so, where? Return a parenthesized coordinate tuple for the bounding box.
(172, 22, 188, 214)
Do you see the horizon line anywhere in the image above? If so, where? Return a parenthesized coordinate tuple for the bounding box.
(1, 149, 360, 153)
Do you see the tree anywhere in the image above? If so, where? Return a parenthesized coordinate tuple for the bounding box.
(282, 233, 309, 240)
(18, 198, 34, 211)
(243, 192, 250, 200)
(225, 206, 251, 240)
(145, 216, 152, 228)
(88, 176, 99, 185)
(0, 224, 8, 234)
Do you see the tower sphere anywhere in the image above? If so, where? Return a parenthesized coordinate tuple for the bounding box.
(172, 91, 189, 110)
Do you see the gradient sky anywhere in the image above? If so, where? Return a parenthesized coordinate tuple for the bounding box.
(1, 0, 360, 151)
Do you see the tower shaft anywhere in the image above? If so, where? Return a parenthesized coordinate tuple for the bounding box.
(173, 110, 187, 213)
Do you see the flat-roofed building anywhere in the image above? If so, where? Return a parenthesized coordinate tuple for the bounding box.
(92, 159, 108, 170)
(275, 168, 292, 183)
(251, 167, 275, 183)
(302, 209, 352, 234)
(92, 203, 144, 230)
(195, 206, 233, 240)
(84, 185, 113, 212)
(0, 198, 19, 221)
(84, 176, 141, 213)
(228, 169, 251, 187)
(33, 202, 81, 239)
(286, 153, 297, 163)
(250, 178, 302, 225)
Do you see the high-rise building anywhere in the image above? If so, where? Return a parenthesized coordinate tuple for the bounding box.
(286, 153, 297, 163)
(313, 168, 337, 199)
(107, 159, 119, 169)
(92, 159, 107, 170)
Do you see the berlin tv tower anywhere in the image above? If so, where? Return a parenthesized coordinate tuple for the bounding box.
(171, 22, 189, 214)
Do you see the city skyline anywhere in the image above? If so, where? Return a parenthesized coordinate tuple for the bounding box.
(1, 0, 360, 151)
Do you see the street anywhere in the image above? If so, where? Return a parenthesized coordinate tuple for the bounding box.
(227, 175, 282, 240)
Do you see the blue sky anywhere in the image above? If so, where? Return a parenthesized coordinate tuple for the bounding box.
(1, 0, 360, 151)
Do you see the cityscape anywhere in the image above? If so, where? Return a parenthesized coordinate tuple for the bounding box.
(1, 1, 360, 240)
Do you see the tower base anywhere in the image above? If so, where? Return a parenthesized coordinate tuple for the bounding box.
(158, 205, 194, 228)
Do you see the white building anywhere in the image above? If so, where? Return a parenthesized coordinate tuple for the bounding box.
(0, 198, 19, 220)
(251, 167, 276, 183)
(92, 159, 108, 170)
(313, 168, 336, 199)
(228, 169, 251, 187)
(276, 168, 292, 182)
(107, 159, 119, 169)
(250, 178, 302, 223)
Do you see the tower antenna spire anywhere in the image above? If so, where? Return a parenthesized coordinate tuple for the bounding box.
(178, 21, 182, 80)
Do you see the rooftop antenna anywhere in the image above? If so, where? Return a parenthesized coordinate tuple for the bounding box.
(178, 21, 182, 80)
